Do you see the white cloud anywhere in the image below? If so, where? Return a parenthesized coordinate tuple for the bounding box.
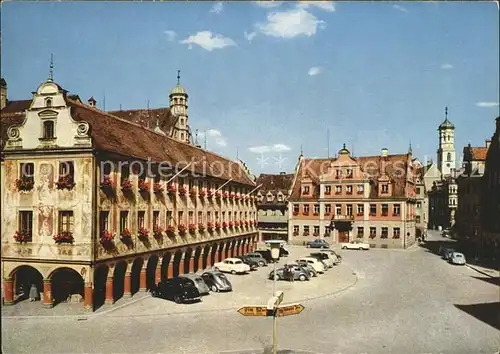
(248, 144, 291, 154)
(210, 2, 223, 14)
(180, 31, 236, 51)
(308, 66, 322, 76)
(244, 31, 257, 42)
(256, 8, 325, 38)
(198, 129, 228, 147)
(476, 102, 499, 108)
(441, 63, 453, 69)
(163, 30, 177, 42)
(393, 4, 408, 12)
(297, 1, 335, 12)
(254, 1, 283, 8)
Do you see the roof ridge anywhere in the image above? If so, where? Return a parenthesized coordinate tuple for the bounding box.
(108, 106, 170, 113)
(69, 99, 244, 169)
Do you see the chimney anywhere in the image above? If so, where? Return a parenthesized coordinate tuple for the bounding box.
(1, 77, 7, 110)
(381, 148, 388, 157)
(486, 140, 491, 149)
(88, 96, 96, 107)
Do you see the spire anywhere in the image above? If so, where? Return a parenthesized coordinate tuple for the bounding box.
(177, 70, 181, 85)
(408, 141, 413, 154)
(48, 53, 54, 82)
(343, 143, 346, 149)
(300, 144, 303, 156)
(195, 129, 199, 145)
(445, 106, 448, 120)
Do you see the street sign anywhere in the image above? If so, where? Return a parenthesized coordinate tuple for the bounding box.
(267, 290, 284, 310)
(276, 303, 305, 317)
(237, 306, 268, 317)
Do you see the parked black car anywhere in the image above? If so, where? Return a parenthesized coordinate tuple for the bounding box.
(237, 256, 259, 270)
(151, 278, 201, 304)
(255, 249, 274, 263)
(201, 271, 233, 292)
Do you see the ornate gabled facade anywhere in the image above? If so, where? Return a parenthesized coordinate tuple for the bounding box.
(287, 145, 417, 249)
(255, 172, 294, 242)
(1, 77, 258, 311)
(480, 116, 500, 260)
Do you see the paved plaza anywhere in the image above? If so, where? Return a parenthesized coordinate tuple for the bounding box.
(2, 231, 499, 354)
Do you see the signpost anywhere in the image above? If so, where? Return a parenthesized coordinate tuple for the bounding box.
(238, 291, 304, 354)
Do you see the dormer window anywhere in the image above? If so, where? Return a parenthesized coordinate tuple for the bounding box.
(381, 184, 389, 194)
(45, 98, 52, 107)
(277, 193, 284, 202)
(325, 186, 331, 195)
(43, 121, 55, 139)
(303, 186, 310, 195)
(180, 118, 184, 126)
(266, 193, 273, 202)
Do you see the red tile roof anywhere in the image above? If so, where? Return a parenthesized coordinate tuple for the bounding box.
(108, 107, 175, 131)
(289, 154, 412, 200)
(256, 173, 294, 192)
(470, 147, 488, 161)
(1, 97, 254, 186)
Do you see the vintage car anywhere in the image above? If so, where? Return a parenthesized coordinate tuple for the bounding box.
(340, 240, 370, 250)
(151, 278, 201, 304)
(213, 258, 251, 274)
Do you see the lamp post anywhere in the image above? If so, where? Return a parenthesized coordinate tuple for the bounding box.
(268, 241, 281, 354)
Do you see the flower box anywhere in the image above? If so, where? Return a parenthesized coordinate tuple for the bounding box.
(100, 176, 113, 190)
(356, 213, 364, 216)
(188, 224, 197, 234)
(120, 228, 132, 242)
(153, 183, 164, 193)
(369, 234, 376, 239)
(346, 191, 353, 195)
(393, 235, 401, 239)
(293, 231, 299, 236)
(138, 179, 150, 192)
(189, 188, 197, 197)
(369, 214, 376, 217)
(235, 221, 240, 227)
(167, 184, 176, 196)
(313, 213, 319, 216)
(166, 225, 176, 234)
(207, 222, 214, 232)
(215, 221, 221, 230)
(324, 212, 331, 216)
(101, 230, 115, 247)
(335, 192, 341, 195)
(199, 189, 206, 198)
(178, 186, 187, 196)
(303, 232, 310, 236)
(230, 192, 235, 199)
(55, 175, 76, 190)
(13, 230, 28, 243)
(244, 220, 249, 226)
(207, 190, 213, 198)
(292, 211, 299, 216)
(153, 225, 163, 238)
(357, 191, 364, 194)
(178, 224, 187, 235)
(121, 179, 133, 191)
(138, 227, 149, 239)
(222, 192, 229, 199)
(313, 232, 319, 236)
(215, 192, 222, 199)
(198, 223, 205, 232)
(222, 222, 228, 229)
(15, 178, 34, 192)
(393, 213, 400, 217)
(53, 231, 74, 244)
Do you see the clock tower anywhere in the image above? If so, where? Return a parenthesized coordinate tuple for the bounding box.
(437, 106, 456, 176)
(169, 70, 190, 144)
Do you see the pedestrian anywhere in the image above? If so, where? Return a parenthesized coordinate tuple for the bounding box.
(29, 284, 39, 302)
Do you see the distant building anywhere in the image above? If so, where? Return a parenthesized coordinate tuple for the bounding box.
(480, 117, 500, 260)
(287, 145, 417, 249)
(255, 173, 294, 242)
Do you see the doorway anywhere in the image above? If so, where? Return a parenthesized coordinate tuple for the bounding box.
(338, 231, 349, 243)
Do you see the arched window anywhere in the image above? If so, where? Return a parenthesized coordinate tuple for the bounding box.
(180, 118, 184, 126)
(45, 98, 52, 107)
(43, 121, 55, 139)
(174, 98, 178, 104)
(447, 153, 451, 162)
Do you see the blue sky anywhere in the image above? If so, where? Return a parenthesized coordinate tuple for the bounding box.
(2, 1, 499, 175)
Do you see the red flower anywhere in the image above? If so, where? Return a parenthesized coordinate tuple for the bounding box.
(153, 183, 164, 193)
(167, 184, 176, 195)
(15, 178, 34, 192)
(199, 189, 206, 197)
(138, 179, 150, 192)
(101, 230, 115, 244)
(13, 230, 28, 243)
(234, 221, 240, 227)
(138, 227, 149, 239)
(244, 220, 249, 226)
(215, 221, 221, 229)
(120, 228, 132, 239)
(178, 186, 187, 196)
(166, 225, 176, 234)
(189, 188, 197, 197)
(292, 211, 299, 216)
(53, 231, 74, 244)
(222, 221, 228, 228)
(121, 179, 133, 191)
(198, 223, 205, 232)
(153, 225, 163, 237)
(188, 224, 197, 233)
(229, 221, 234, 228)
(215, 191, 222, 198)
(230, 192, 235, 199)
(207, 222, 214, 231)
(222, 192, 229, 199)
(178, 224, 187, 234)
(55, 175, 76, 190)
(207, 190, 213, 198)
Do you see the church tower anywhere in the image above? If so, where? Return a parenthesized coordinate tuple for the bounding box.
(437, 106, 456, 176)
(169, 70, 190, 144)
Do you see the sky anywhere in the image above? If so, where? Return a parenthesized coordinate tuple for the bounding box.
(1, 1, 499, 176)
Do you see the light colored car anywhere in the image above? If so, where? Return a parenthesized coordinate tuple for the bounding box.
(290, 262, 318, 277)
(449, 252, 466, 265)
(340, 241, 370, 250)
(213, 258, 251, 274)
(309, 252, 335, 268)
(297, 257, 326, 274)
(320, 249, 342, 263)
(179, 274, 210, 296)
